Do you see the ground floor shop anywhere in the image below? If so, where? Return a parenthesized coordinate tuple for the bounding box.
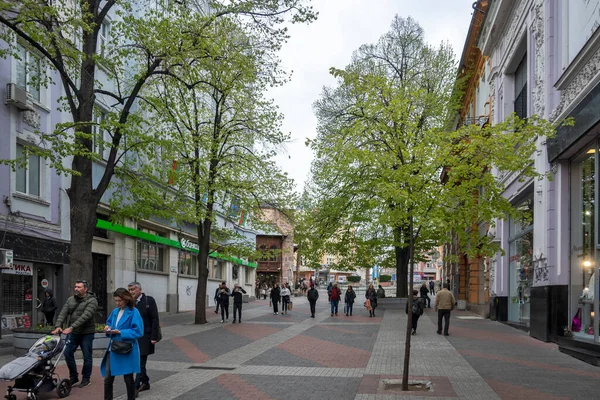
(94, 218, 257, 314)
(0, 231, 69, 333)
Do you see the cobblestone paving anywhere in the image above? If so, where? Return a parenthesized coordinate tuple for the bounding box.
(2, 292, 600, 399)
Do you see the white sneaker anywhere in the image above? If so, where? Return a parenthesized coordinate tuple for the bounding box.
(274, 312, 278, 315)
(220, 320, 224, 323)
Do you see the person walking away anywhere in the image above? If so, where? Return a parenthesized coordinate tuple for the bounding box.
(344, 286, 356, 316)
(307, 285, 319, 318)
(329, 283, 342, 316)
(406, 289, 424, 335)
(280, 284, 291, 315)
(230, 284, 247, 323)
(429, 280, 435, 295)
(42, 288, 57, 326)
(365, 284, 378, 317)
(128, 282, 160, 395)
(270, 283, 281, 314)
(435, 283, 456, 336)
(420, 282, 431, 308)
(377, 285, 386, 298)
(214, 282, 222, 314)
(219, 284, 231, 322)
(101, 288, 144, 400)
(52, 280, 98, 388)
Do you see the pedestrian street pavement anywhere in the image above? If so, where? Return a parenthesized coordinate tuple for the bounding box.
(1, 290, 600, 399)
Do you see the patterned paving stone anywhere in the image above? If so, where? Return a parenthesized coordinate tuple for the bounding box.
(277, 334, 372, 368)
(242, 346, 322, 368)
(182, 325, 255, 358)
(302, 324, 379, 351)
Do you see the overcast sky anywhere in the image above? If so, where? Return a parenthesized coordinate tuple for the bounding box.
(270, 0, 477, 192)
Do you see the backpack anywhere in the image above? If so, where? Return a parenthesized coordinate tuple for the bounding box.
(411, 298, 422, 316)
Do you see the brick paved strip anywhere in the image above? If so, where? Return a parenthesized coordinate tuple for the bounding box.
(363, 309, 501, 400)
(485, 379, 570, 400)
(171, 336, 212, 363)
(200, 309, 332, 367)
(117, 369, 223, 400)
(217, 373, 277, 400)
(460, 349, 600, 379)
(277, 334, 372, 367)
(235, 365, 366, 378)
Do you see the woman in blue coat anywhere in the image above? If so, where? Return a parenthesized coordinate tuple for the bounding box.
(101, 287, 144, 400)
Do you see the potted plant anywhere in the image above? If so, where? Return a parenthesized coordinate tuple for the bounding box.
(12, 324, 109, 357)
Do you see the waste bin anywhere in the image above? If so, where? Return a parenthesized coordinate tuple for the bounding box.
(243, 294, 249, 303)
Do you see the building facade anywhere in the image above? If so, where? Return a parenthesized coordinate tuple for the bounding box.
(470, 0, 600, 359)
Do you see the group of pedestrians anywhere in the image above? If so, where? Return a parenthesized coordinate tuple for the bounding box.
(405, 282, 456, 336)
(268, 282, 293, 315)
(214, 281, 247, 323)
(51, 280, 160, 400)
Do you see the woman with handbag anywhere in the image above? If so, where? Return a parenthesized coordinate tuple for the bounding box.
(101, 288, 144, 400)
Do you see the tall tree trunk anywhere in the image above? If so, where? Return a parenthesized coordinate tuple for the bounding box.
(194, 221, 212, 324)
(402, 215, 415, 390)
(67, 176, 98, 289)
(394, 225, 409, 298)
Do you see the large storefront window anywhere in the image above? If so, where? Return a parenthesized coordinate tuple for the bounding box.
(178, 251, 198, 277)
(570, 145, 597, 341)
(136, 227, 165, 272)
(508, 193, 533, 326)
(208, 258, 223, 280)
(1, 262, 34, 330)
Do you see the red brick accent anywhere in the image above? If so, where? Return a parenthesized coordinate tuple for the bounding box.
(460, 349, 600, 379)
(358, 374, 456, 397)
(451, 325, 556, 349)
(485, 379, 570, 400)
(171, 336, 211, 363)
(277, 334, 371, 367)
(318, 325, 373, 335)
(217, 373, 276, 400)
(224, 323, 282, 341)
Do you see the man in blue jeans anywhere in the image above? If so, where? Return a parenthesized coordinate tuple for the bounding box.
(52, 280, 98, 388)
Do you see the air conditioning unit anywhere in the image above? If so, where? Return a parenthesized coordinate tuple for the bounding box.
(5, 83, 30, 110)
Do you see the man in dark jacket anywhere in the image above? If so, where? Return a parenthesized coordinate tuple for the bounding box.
(420, 282, 431, 308)
(307, 285, 319, 318)
(219, 283, 231, 322)
(230, 284, 247, 323)
(214, 282, 222, 314)
(128, 282, 160, 395)
(52, 280, 98, 388)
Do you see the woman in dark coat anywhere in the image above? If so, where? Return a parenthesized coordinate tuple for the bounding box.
(270, 283, 281, 314)
(365, 284, 378, 317)
(41, 289, 57, 326)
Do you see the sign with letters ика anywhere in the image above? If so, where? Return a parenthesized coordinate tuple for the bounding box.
(1, 261, 33, 276)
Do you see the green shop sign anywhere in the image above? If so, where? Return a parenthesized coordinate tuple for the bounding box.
(96, 219, 257, 268)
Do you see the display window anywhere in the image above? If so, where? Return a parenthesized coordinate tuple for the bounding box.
(508, 192, 533, 326)
(1, 268, 33, 330)
(570, 144, 598, 341)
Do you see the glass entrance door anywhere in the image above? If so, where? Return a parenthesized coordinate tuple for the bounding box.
(35, 265, 56, 326)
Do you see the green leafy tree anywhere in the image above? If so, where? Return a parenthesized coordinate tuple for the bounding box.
(308, 15, 557, 390)
(114, 16, 298, 324)
(0, 0, 316, 287)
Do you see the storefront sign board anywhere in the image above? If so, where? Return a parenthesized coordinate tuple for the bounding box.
(1, 261, 33, 276)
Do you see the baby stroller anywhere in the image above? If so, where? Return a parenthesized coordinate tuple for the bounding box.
(0, 335, 72, 400)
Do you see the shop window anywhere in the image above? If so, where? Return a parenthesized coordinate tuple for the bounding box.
(179, 251, 198, 277)
(570, 145, 596, 341)
(209, 257, 223, 280)
(94, 213, 109, 239)
(508, 192, 533, 326)
(245, 266, 253, 283)
(270, 245, 278, 262)
(136, 227, 165, 272)
(232, 265, 238, 281)
(15, 143, 41, 197)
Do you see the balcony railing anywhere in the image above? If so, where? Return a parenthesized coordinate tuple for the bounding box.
(462, 115, 489, 127)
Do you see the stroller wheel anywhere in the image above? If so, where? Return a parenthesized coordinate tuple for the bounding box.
(57, 378, 72, 398)
(5, 394, 17, 400)
(27, 393, 37, 400)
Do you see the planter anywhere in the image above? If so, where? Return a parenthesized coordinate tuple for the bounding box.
(12, 331, 110, 358)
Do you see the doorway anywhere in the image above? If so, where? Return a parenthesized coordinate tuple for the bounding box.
(35, 265, 56, 326)
(92, 253, 108, 323)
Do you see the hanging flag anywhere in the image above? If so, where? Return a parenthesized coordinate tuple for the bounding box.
(238, 210, 247, 226)
(168, 160, 179, 185)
